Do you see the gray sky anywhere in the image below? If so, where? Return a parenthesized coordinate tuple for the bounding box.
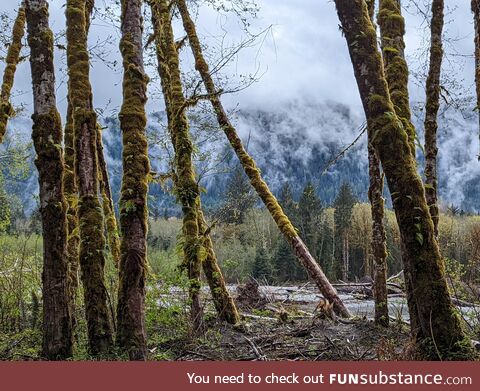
(0, 0, 476, 119)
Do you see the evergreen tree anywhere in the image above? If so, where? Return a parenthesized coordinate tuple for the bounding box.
(278, 182, 298, 221)
(298, 182, 322, 253)
(252, 246, 275, 284)
(333, 182, 357, 280)
(219, 165, 257, 224)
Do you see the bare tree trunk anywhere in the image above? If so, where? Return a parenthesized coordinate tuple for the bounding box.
(116, 0, 149, 360)
(25, 0, 72, 359)
(473, 1, 480, 160)
(66, 0, 113, 355)
(368, 144, 389, 327)
(0, 5, 25, 143)
(378, 0, 416, 156)
(423, 0, 444, 238)
(176, 0, 350, 318)
(334, 0, 473, 359)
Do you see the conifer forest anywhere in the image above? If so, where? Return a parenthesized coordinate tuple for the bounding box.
(2, 0, 480, 361)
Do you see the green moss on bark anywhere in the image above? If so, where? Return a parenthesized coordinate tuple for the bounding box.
(176, 0, 349, 318)
(66, 0, 113, 354)
(116, 0, 149, 360)
(378, 0, 416, 156)
(25, 0, 72, 359)
(335, 0, 475, 360)
(423, 0, 444, 238)
(0, 6, 25, 143)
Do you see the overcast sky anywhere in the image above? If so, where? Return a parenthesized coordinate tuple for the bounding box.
(0, 0, 476, 119)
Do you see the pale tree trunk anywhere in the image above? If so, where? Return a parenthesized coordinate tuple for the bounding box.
(334, 0, 473, 359)
(66, 0, 113, 355)
(25, 0, 73, 359)
(176, 0, 350, 318)
(423, 0, 444, 238)
(116, 0, 149, 360)
(367, 0, 389, 328)
(0, 5, 25, 143)
(473, 1, 480, 160)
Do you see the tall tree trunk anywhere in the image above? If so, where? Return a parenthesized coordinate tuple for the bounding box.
(64, 103, 80, 326)
(0, 5, 25, 143)
(473, 1, 480, 160)
(423, 0, 444, 238)
(334, 0, 473, 359)
(149, 0, 239, 326)
(116, 0, 149, 360)
(96, 127, 121, 267)
(197, 204, 240, 324)
(368, 144, 389, 327)
(378, 0, 416, 156)
(153, 0, 203, 332)
(25, 0, 73, 359)
(176, 0, 350, 318)
(367, 0, 389, 328)
(66, 0, 113, 355)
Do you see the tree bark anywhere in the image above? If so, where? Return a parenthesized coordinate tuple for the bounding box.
(66, 0, 113, 355)
(472, 1, 480, 160)
(368, 144, 389, 327)
(150, 0, 239, 326)
(25, 0, 73, 359)
(367, 0, 389, 328)
(153, 0, 204, 332)
(0, 5, 25, 143)
(176, 0, 350, 318)
(96, 127, 121, 267)
(377, 0, 416, 156)
(116, 0, 149, 360)
(423, 0, 444, 238)
(334, 0, 473, 359)
(197, 204, 240, 324)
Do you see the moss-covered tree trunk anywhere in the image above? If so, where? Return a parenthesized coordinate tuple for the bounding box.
(473, 1, 480, 161)
(176, 0, 350, 318)
(96, 128, 121, 267)
(368, 144, 389, 327)
(63, 103, 80, 324)
(0, 5, 25, 143)
(423, 0, 444, 238)
(154, 0, 203, 331)
(378, 0, 416, 156)
(25, 0, 73, 359)
(197, 204, 239, 324)
(116, 0, 149, 360)
(66, 0, 113, 355)
(150, 0, 239, 326)
(334, 0, 473, 359)
(367, 0, 389, 328)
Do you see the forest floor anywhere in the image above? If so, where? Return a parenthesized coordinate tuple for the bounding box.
(150, 282, 414, 361)
(2, 281, 478, 361)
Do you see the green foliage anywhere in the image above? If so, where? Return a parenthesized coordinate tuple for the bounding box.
(216, 165, 257, 224)
(252, 245, 275, 283)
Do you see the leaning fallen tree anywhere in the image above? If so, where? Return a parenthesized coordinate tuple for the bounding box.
(176, 0, 350, 318)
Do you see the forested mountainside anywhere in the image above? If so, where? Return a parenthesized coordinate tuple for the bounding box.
(2, 98, 479, 217)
